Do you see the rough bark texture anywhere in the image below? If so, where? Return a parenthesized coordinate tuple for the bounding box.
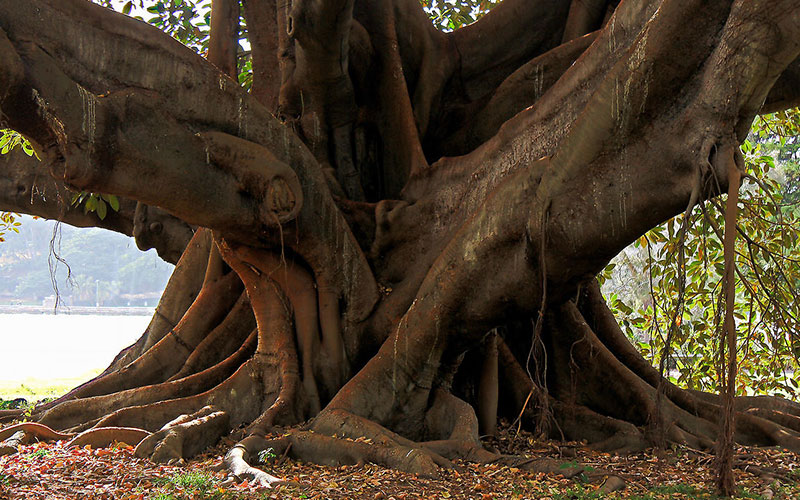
(1, 0, 800, 486)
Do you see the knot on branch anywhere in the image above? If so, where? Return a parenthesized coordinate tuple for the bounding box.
(198, 131, 304, 226)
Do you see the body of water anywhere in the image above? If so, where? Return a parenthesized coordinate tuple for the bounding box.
(0, 313, 150, 386)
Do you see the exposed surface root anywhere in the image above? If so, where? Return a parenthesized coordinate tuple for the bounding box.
(37, 270, 243, 412)
(90, 356, 274, 432)
(134, 406, 229, 463)
(224, 436, 286, 488)
(0, 422, 73, 442)
(67, 427, 150, 448)
(0, 422, 152, 456)
(489, 289, 800, 456)
(0, 410, 23, 425)
(0, 422, 73, 456)
(0, 431, 25, 456)
(37, 329, 258, 431)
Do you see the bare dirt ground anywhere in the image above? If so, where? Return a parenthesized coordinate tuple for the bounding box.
(1, 422, 798, 499)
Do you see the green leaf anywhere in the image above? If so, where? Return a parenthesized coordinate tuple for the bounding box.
(101, 194, 120, 212)
(84, 195, 97, 213)
(96, 199, 108, 220)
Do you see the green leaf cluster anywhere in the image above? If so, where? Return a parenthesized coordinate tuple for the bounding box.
(70, 192, 121, 220)
(419, 0, 500, 30)
(0, 129, 36, 157)
(0, 211, 21, 242)
(95, 0, 213, 52)
(95, 1, 255, 90)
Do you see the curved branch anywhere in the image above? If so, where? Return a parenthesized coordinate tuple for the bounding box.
(561, 0, 614, 43)
(762, 57, 800, 113)
(448, 0, 572, 101)
(437, 32, 597, 157)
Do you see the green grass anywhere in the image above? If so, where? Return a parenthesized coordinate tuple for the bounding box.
(552, 484, 605, 499)
(628, 483, 788, 500)
(649, 483, 703, 496)
(29, 448, 52, 459)
(148, 471, 233, 500)
(0, 371, 100, 401)
(161, 471, 218, 490)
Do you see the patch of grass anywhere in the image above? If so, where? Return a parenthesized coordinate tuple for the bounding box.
(650, 483, 703, 495)
(149, 494, 178, 500)
(29, 448, 52, 459)
(0, 371, 100, 401)
(552, 484, 604, 500)
(164, 471, 218, 490)
(256, 447, 277, 464)
(149, 471, 235, 500)
(633, 483, 772, 500)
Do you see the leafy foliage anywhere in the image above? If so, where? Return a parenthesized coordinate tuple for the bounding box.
(601, 109, 800, 396)
(0, 129, 36, 157)
(94, 0, 212, 52)
(419, 0, 500, 30)
(0, 211, 21, 242)
(69, 192, 120, 221)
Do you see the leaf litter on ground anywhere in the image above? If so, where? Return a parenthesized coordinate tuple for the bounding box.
(0, 422, 798, 499)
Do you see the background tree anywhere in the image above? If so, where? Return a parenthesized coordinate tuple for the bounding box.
(1, 0, 800, 490)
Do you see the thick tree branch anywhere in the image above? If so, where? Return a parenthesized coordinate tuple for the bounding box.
(132, 202, 195, 264)
(448, 0, 571, 101)
(437, 32, 598, 157)
(538, 0, 800, 287)
(562, 0, 614, 43)
(0, 148, 136, 236)
(762, 57, 800, 114)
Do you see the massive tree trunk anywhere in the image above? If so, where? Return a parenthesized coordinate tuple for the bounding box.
(1, 0, 800, 484)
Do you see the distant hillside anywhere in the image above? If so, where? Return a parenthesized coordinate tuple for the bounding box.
(0, 215, 174, 307)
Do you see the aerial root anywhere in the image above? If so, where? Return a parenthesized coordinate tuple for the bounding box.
(134, 406, 229, 463)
